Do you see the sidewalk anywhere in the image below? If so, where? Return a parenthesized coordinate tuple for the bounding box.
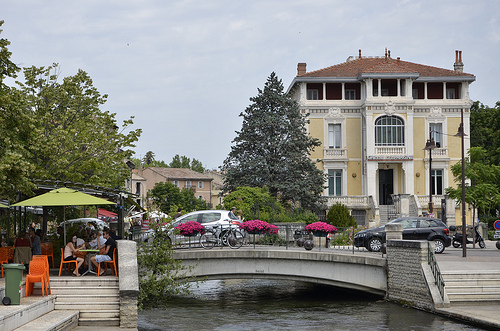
(434, 240, 500, 329)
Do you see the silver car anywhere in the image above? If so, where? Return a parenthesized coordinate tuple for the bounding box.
(144, 210, 241, 243)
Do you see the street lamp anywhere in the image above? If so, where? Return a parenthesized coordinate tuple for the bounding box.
(423, 135, 437, 215)
(455, 110, 467, 257)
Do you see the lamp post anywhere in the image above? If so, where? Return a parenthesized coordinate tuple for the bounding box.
(455, 109, 467, 257)
(423, 134, 437, 215)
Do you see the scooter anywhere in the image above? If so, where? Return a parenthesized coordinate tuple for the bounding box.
(449, 225, 486, 248)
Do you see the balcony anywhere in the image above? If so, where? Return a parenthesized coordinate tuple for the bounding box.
(374, 146, 406, 155)
(324, 148, 347, 159)
(324, 195, 369, 208)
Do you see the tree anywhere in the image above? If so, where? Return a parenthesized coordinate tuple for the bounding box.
(326, 203, 357, 228)
(222, 72, 325, 210)
(148, 181, 206, 215)
(222, 186, 283, 221)
(168, 154, 205, 173)
(470, 101, 500, 164)
(137, 221, 193, 309)
(15, 63, 142, 190)
(0, 21, 37, 200)
(142, 151, 156, 166)
(445, 147, 500, 218)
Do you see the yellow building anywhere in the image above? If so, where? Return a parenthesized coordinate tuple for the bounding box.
(286, 50, 475, 226)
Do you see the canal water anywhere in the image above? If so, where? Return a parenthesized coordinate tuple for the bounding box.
(138, 279, 487, 331)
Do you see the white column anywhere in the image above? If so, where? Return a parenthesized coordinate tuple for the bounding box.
(378, 79, 381, 97)
(323, 83, 326, 100)
(443, 82, 447, 99)
(341, 83, 345, 100)
(424, 82, 428, 100)
(397, 79, 401, 97)
(366, 161, 378, 201)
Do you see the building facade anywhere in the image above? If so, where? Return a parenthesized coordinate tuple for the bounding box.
(139, 167, 213, 206)
(286, 50, 475, 226)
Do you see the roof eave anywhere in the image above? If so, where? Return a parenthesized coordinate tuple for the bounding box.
(416, 75, 476, 82)
(359, 72, 420, 79)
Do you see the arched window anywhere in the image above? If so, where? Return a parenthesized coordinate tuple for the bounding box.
(375, 116, 405, 146)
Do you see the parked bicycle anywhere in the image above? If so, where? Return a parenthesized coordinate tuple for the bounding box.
(200, 223, 245, 249)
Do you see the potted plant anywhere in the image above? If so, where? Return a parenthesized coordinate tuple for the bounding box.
(239, 220, 273, 235)
(175, 221, 206, 237)
(305, 221, 337, 237)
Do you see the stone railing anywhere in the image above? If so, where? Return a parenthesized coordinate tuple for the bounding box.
(323, 148, 347, 158)
(324, 195, 369, 208)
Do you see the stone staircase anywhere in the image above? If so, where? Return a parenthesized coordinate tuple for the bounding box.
(51, 276, 120, 326)
(379, 205, 398, 226)
(442, 270, 500, 305)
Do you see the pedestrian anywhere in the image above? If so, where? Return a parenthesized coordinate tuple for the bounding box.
(174, 208, 182, 219)
(29, 227, 41, 255)
(91, 228, 116, 276)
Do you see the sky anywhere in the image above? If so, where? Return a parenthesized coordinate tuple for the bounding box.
(1, 0, 499, 170)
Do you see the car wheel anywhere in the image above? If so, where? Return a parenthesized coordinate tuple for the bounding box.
(479, 239, 486, 249)
(368, 237, 382, 252)
(434, 239, 445, 254)
(452, 240, 461, 248)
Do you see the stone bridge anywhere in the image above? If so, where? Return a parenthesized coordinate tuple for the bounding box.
(173, 248, 387, 296)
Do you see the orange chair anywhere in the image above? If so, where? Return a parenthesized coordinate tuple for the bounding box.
(97, 249, 117, 277)
(6, 246, 14, 263)
(0, 247, 9, 277)
(41, 243, 54, 268)
(33, 255, 51, 294)
(26, 259, 47, 296)
(58, 248, 79, 277)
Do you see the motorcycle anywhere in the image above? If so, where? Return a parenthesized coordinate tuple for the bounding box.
(449, 225, 486, 248)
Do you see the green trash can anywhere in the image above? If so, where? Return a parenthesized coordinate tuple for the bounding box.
(3, 264, 25, 305)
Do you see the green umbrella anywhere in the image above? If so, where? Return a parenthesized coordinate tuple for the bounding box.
(11, 187, 115, 244)
(11, 187, 115, 207)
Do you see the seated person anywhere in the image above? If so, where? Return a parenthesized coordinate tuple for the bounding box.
(89, 230, 106, 250)
(90, 228, 116, 276)
(109, 229, 122, 241)
(15, 231, 31, 247)
(64, 233, 85, 276)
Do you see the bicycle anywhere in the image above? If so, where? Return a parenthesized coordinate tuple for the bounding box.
(200, 223, 245, 249)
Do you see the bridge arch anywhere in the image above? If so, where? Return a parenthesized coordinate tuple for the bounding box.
(173, 249, 387, 296)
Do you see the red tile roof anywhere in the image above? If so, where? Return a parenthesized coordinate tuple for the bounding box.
(148, 167, 212, 181)
(298, 56, 474, 78)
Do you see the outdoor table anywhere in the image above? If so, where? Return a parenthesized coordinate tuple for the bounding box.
(79, 249, 99, 276)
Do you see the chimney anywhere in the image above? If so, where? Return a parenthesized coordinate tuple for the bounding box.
(297, 63, 307, 76)
(359, 49, 362, 59)
(454, 50, 463, 72)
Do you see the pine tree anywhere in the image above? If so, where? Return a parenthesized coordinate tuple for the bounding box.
(222, 72, 324, 210)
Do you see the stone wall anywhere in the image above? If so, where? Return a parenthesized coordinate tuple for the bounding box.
(117, 240, 139, 328)
(386, 240, 435, 310)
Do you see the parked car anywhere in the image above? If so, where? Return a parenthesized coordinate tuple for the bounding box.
(143, 210, 241, 243)
(353, 217, 451, 253)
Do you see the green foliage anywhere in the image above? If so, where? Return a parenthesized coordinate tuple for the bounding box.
(222, 72, 325, 210)
(326, 203, 357, 228)
(137, 221, 193, 309)
(223, 186, 282, 221)
(258, 234, 286, 246)
(148, 181, 206, 216)
(445, 147, 500, 215)
(169, 154, 205, 173)
(331, 226, 367, 246)
(470, 101, 500, 164)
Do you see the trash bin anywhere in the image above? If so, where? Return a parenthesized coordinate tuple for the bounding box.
(3, 263, 25, 305)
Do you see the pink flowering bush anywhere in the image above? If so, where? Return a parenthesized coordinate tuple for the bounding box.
(175, 221, 206, 236)
(239, 220, 276, 234)
(305, 221, 337, 234)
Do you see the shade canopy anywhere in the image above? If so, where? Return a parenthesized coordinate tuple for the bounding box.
(11, 187, 115, 207)
(0, 202, 8, 208)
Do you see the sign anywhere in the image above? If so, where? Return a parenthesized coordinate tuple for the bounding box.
(494, 220, 500, 231)
(494, 231, 500, 239)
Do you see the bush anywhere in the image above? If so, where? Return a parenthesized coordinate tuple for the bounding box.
(331, 226, 367, 246)
(326, 203, 357, 228)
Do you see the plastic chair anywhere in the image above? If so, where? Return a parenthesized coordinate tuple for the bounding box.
(32, 255, 51, 294)
(59, 248, 79, 277)
(41, 243, 54, 268)
(0, 247, 9, 277)
(97, 249, 117, 277)
(26, 259, 47, 296)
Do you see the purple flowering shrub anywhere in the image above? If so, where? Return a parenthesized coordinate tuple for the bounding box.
(305, 221, 337, 234)
(175, 221, 206, 236)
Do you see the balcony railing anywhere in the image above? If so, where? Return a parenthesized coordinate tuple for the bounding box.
(374, 146, 406, 155)
(324, 195, 369, 208)
(324, 148, 347, 159)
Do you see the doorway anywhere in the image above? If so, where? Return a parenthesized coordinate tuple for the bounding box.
(379, 169, 393, 205)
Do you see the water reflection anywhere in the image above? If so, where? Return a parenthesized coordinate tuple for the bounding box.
(139, 279, 486, 331)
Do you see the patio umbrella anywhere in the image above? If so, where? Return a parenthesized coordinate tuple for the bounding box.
(11, 187, 115, 243)
(0, 202, 8, 208)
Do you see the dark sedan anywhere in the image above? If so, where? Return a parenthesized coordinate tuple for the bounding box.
(354, 217, 451, 253)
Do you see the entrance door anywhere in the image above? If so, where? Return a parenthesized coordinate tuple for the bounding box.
(379, 169, 393, 205)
